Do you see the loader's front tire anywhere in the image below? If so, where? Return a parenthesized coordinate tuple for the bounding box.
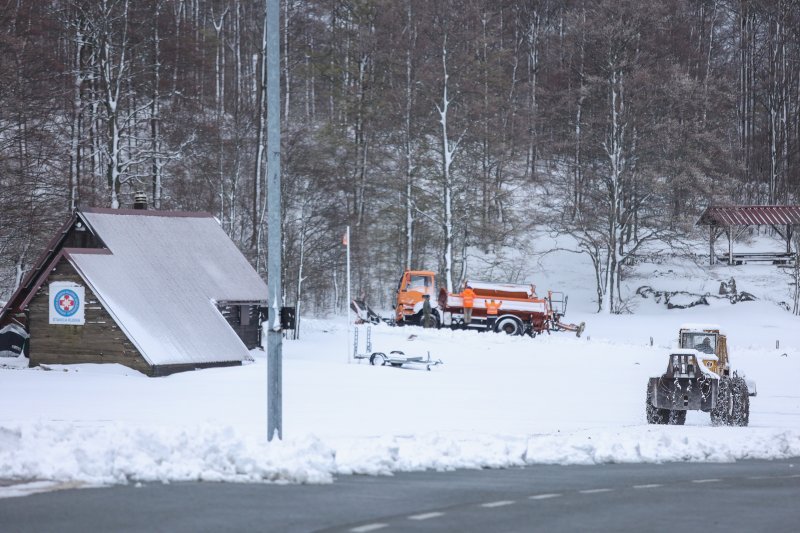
(369, 352, 387, 366)
(668, 409, 686, 425)
(711, 377, 731, 426)
(646, 384, 670, 424)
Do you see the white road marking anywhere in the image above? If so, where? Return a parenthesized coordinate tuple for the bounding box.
(481, 500, 516, 508)
(408, 512, 445, 521)
(632, 484, 662, 489)
(579, 488, 613, 494)
(350, 524, 388, 533)
(691, 479, 721, 484)
(747, 476, 772, 480)
(529, 493, 562, 500)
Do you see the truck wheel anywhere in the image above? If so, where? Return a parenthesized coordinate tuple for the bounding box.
(494, 316, 523, 336)
(418, 311, 440, 329)
(730, 377, 750, 426)
(646, 384, 670, 424)
(711, 377, 731, 426)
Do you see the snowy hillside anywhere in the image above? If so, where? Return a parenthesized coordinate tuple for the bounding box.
(2, 242, 800, 486)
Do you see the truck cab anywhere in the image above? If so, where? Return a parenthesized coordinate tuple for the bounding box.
(395, 270, 437, 325)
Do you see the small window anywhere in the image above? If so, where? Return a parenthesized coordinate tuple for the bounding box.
(408, 275, 430, 289)
(681, 333, 717, 354)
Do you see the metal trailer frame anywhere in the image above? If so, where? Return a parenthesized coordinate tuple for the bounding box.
(352, 326, 443, 371)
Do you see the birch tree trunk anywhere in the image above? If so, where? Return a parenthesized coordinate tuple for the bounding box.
(601, 65, 626, 314)
(403, 0, 416, 270)
(526, 8, 540, 180)
(436, 32, 461, 293)
(69, 16, 88, 212)
(211, 6, 229, 116)
(151, 0, 163, 209)
(98, 0, 130, 210)
(252, 2, 267, 255)
(572, 5, 586, 220)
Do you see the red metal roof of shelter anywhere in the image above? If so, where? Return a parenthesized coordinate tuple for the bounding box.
(697, 205, 800, 227)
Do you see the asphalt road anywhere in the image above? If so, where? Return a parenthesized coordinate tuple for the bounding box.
(1, 459, 799, 533)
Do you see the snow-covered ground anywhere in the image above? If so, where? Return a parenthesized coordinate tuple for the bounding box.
(2, 235, 800, 486)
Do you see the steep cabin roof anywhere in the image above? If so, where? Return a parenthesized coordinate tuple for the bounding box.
(697, 205, 800, 227)
(2, 208, 268, 367)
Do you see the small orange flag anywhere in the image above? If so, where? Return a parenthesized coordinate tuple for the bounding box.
(342, 231, 348, 246)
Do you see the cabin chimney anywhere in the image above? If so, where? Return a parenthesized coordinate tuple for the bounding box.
(133, 192, 148, 210)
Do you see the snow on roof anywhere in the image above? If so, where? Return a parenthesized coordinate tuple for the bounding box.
(697, 205, 800, 226)
(68, 210, 268, 367)
(679, 323, 722, 332)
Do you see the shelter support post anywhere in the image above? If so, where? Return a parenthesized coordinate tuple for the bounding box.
(727, 228, 733, 265)
(709, 226, 715, 265)
(787, 224, 793, 254)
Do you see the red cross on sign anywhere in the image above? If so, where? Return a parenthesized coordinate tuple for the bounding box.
(59, 294, 75, 312)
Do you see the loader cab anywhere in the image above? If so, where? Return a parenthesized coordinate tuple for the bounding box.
(678, 327, 729, 375)
(395, 270, 436, 322)
(680, 331, 717, 354)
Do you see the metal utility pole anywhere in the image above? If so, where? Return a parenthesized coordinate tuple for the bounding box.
(266, 0, 282, 442)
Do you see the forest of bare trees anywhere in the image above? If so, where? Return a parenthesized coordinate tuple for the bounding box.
(1, 0, 800, 314)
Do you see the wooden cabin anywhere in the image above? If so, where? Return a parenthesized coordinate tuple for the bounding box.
(0, 208, 268, 376)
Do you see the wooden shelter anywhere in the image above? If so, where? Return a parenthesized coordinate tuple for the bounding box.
(697, 205, 800, 265)
(0, 208, 268, 376)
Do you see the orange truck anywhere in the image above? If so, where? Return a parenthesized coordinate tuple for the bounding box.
(393, 270, 584, 337)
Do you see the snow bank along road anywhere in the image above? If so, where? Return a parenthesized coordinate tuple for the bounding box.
(1, 306, 800, 485)
(1, 459, 798, 532)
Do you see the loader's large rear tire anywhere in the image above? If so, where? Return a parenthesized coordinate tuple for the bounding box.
(711, 377, 731, 426)
(646, 383, 670, 424)
(730, 377, 750, 427)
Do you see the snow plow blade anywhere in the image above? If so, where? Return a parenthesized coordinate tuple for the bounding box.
(350, 299, 387, 325)
(648, 376, 717, 412)
(555, 320, 585, 337)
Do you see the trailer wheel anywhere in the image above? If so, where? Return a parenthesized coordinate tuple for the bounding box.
(494, 316, 523, 336)
(369, 352, 387, 366)
(646, 384, 670, 424)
